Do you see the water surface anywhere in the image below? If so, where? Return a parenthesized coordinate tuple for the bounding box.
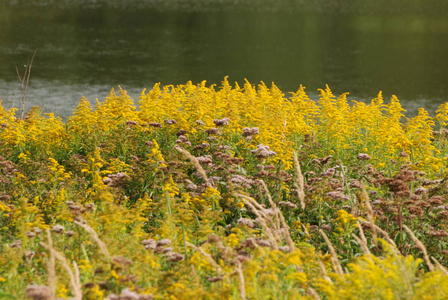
(1, 0, 448, 117)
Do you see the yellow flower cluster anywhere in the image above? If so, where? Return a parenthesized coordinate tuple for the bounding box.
(334, 210, 359, 234)
(2, 80, 448, 299)
(0, 79, 445, 172)
(316, 242, 448, 299)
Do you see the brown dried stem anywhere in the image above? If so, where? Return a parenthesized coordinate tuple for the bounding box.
(352, 234, 370, 256)
(293, 152, 306, 210)
(238, 190, 296, 252)
(259, 180, 281, 231)
(317, 258, 333, 284)
(175, 146, 211, 187)
(74, 221, 111, 259)
(319, 229, 343, 275)
(278, 213, 296, 252)
(402, 225, 434, 271)
(431, 257, 448, 275)
(236, 194, 279, 248)
(187, 242, 223, 274)
(258, 180, 296, 251)
(16, 49, 37, 119)
(357, 218, 398, 252)
(41, 231, 82, 300)
(236, 261, 247, 300)
(354, 221, 371, 255)
(308, 287, 322, 300)
(45, 230, 57, 300)
(361, 184, 377, 245)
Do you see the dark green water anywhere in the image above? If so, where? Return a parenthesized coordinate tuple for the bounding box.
(1, 0, 448, 116)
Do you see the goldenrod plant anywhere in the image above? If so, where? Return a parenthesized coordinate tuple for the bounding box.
(1, 78, 448, 299)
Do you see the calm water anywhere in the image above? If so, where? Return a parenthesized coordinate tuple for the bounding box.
(1, 0, 448, 117)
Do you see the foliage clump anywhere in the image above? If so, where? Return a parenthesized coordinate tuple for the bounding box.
(2, 79, 448, 299)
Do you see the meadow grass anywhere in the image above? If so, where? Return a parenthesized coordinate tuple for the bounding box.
(2, 78, 448, 299)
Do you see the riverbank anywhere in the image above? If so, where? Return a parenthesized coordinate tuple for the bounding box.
(1, 80, 448, 299)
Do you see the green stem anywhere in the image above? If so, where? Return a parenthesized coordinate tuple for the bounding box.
(181, 223, 188, 260)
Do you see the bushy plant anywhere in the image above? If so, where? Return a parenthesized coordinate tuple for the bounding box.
(1, 79, 448, 299)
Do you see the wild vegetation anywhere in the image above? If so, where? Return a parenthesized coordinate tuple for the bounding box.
(2, 78, 448, 299)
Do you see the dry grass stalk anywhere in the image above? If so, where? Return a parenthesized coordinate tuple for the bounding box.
(73, 261, 81, 296)
(41, 231, 82, 300)
(74, 221, 111, 259)
(352, 234, 370, 255)
(356, 221, 368, 246)
(236, 261, 247, 300)
(354, 221, 371, 255)
(259, 180, 296, 252)
(45, 230, 57, 300)
(319, 229, 343, 275)
(276, 209, 295, 252)
(237, 191, 296, 252)
(317, 258, 333, 284)
(308, 286, 322, 300)
(175, 146, 211, 187)
(243, 194, 276, 227)
(16, 49, 37, 119)
(293, 152, 306, 210)
(402, 225, 434, 271)
(187, 242, 223, 274)
(357, 218, 398, 252)
(360, 184, 377, 245)
(259, 180, 281, 230)
(301, 223, 311, 239)
(279, 216, 295, 251)
(236, 193, 279, 249)
(431, 257, 448, 275)
(236, 181, 297, 252)
(248, 197, 279, 234)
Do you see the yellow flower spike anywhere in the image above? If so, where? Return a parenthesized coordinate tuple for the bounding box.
(436, 102, 448, 127)
(57, 284, 69, 298)
(260, 273, 279, 284)
(78, 259, 93, 271)
(0, 201, 11, 212)
(145, 255, 161, 269)
(164, 175, 179, 198)
(18, 152, 30, 161)
(282, 250, 304, 266)
(85, 284, 105, 299)
(180, 193, 192, 204)
(236, 202, 245, 209)
(226, 233, 239, 247)
(190, 252, 215, 271)
(286, 272, 308, 283)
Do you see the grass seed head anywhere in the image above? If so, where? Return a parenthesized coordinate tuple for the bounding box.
(25, 285, 51, 300)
